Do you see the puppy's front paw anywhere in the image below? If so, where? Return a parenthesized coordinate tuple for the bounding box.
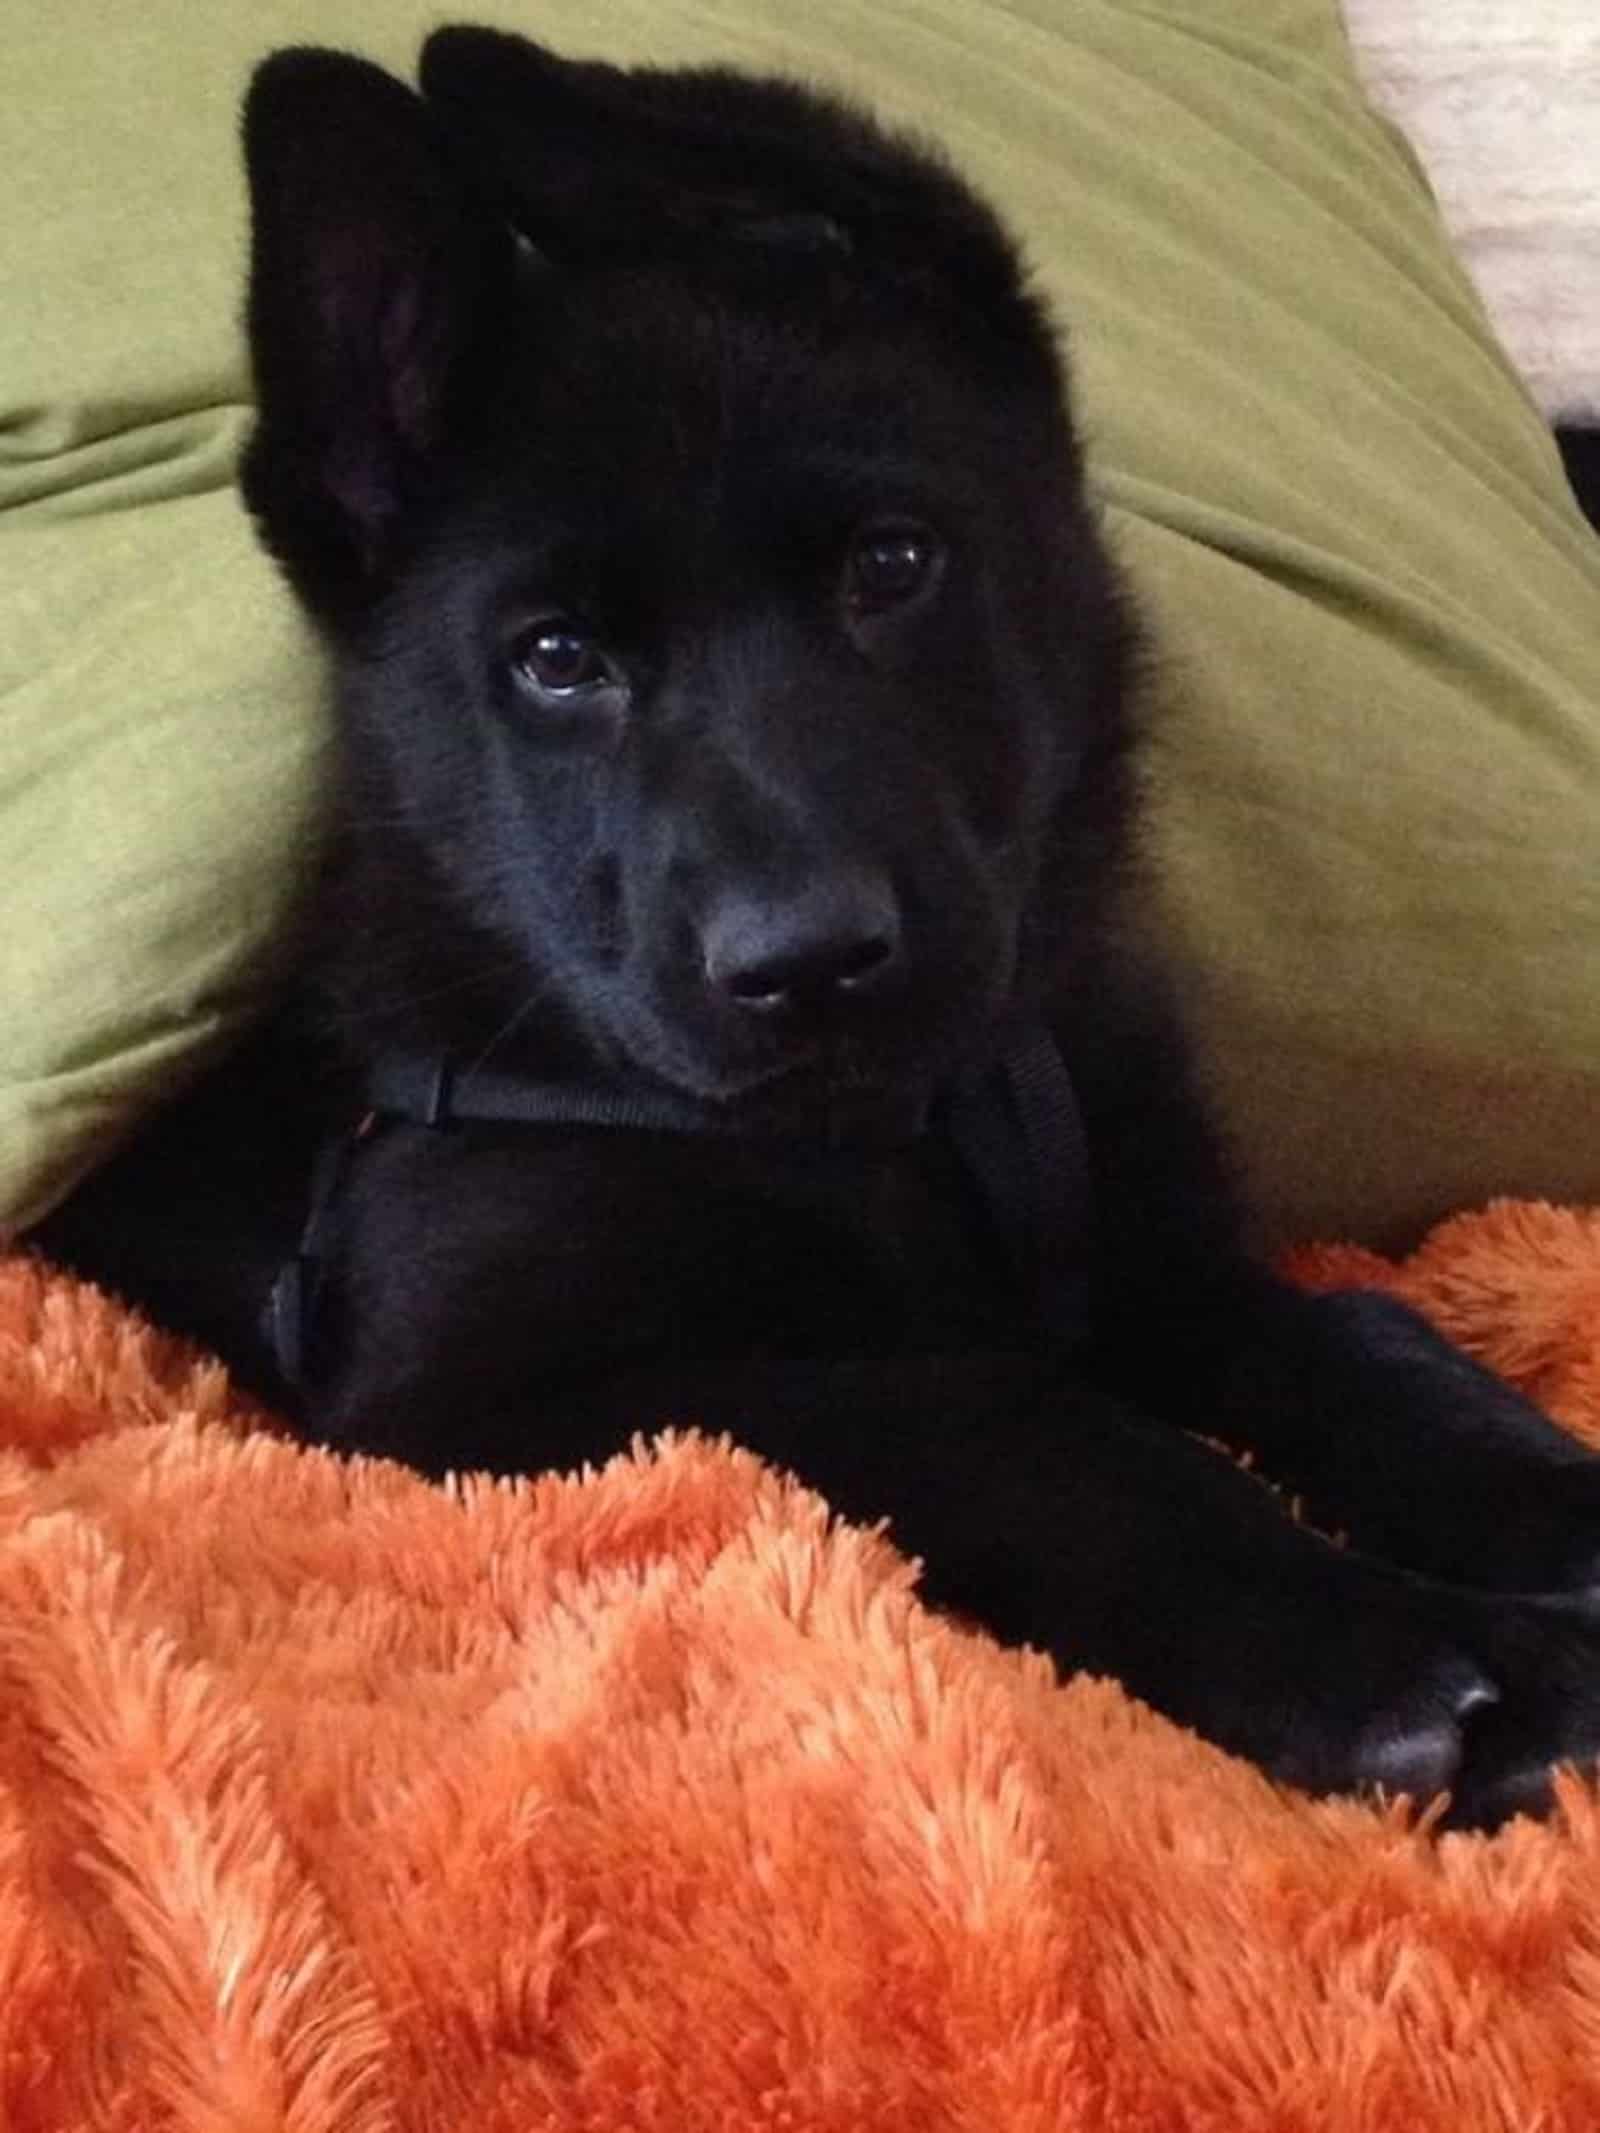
(1220, 1586, 1501, 1809)
(1168, 1556, 1600, 1827)
(1434, 1588, 1600, 1829)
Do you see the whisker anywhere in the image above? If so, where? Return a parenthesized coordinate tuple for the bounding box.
(360, 956, 530, 1020)
(462, 989, 552, 1079)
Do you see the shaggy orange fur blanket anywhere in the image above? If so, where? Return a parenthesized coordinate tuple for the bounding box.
(4, 1204, 1600, 2129)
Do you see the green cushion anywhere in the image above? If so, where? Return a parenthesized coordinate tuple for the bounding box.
(6, 0, 1600, 1245)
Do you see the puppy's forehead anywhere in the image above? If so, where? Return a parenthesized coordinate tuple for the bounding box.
(498, 261, 1014, 486)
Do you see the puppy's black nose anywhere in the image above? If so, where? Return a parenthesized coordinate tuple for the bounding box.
(702, 874, 902, 1018)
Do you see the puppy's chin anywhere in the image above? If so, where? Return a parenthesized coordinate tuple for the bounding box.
(606, 992, 1009, 1138)
(682, 1051, 936, 1143)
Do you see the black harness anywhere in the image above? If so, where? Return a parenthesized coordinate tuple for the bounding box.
(267, 1025, 1093, 1393)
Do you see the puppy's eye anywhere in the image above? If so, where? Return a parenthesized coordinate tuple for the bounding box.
(509, 618, 619, 700)
(844, 521, 942, 617)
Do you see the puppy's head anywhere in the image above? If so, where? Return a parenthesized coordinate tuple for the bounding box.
(242, 31, 1135, 1120)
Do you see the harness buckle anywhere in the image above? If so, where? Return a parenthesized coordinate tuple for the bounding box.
(424, 1059, 455, 1128)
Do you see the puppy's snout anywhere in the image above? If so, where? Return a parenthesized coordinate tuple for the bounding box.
(702, 871, 902, 1020)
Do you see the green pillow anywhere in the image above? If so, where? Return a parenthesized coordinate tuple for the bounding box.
(6, 0, 1599, 1246)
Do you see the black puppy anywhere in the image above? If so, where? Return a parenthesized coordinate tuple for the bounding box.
(38, 30, 1600, 1828)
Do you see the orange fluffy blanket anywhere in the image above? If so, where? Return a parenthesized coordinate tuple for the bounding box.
(5, 1203, 1600, 2130)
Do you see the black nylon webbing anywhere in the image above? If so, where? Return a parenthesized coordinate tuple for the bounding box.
(939, 1028, 1092, 1345)
(367, 1056, 753, 1136)
(268, 1027, 1094, 1385)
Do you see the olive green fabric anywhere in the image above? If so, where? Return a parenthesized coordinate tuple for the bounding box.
(6, 0, 1599, 1244)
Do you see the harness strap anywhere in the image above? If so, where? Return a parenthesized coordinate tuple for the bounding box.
(940, 1028, 1093, 1346)
(267, 1026, 1093, 1387)
(266, 1114, 370, 1392)
(365, 1055, 932, 1142)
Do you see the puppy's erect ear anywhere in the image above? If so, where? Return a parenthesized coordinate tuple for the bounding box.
(240, 48, 510, 618)
(417, 27, 1034, 329)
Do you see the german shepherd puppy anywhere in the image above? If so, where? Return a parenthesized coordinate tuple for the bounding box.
(38, 28, 1600, 1827)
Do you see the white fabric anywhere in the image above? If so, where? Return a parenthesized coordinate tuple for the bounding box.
(1342, 0, 1599, 420)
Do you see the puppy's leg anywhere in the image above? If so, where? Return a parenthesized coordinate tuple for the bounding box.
(308, 1207, 1600, 1822)
(634, 1351, 1600, 1827)
(1058, 974, 1600, 1596)
(1193, 1282, 1600, 1593)
(577, 1350, 1511, 1809)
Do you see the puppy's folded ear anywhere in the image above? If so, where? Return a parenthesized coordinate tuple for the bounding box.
(241, 48, 510, 619)
(418, 27, 1031, 327)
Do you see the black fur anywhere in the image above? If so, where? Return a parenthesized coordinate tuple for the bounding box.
(1557, 424, 1600, 535)
(37, 31, 1600, 1829)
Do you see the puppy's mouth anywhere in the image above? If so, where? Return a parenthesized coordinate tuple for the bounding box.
(714, 1038, 908, 1109)
(665, 1044, 938, 1143)
(611, 973, 1016, 1138)
(623, 1026, 899, 1108)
